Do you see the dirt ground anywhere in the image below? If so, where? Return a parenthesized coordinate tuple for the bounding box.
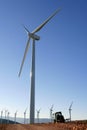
(0, 121, 87, 130)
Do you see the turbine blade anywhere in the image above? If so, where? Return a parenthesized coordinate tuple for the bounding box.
(22, 24, 30, 33)
(69, 102, 73, 109)
(18, 37, 31, 77)
(25, 107, 27, 112)
(32, 8, 61, 34)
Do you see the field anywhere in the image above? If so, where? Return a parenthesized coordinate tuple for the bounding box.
(0, 121, 87, 130)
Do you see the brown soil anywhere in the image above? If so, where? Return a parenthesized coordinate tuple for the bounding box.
(0, 121, 87, 130)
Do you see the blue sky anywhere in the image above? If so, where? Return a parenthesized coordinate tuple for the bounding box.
(0, 0, 87, 120)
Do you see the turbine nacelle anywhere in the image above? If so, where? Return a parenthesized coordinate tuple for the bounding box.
(29, 33, 40, 40)
(23, 25, 40, 40)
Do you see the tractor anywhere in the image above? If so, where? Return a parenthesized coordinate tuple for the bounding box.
(54, 111, 65, 123)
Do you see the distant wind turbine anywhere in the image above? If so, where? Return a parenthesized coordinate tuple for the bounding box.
(19, 8, 61, 124)
(36, 109, 41, 123)
(1, 110, 3, 124)
(24, 108, 27, 124)
(69, 101, 73, 121)
(14, 110, 17, 124)
(50, 105, 54, 122)
(7, 111, 10, 124)
(5, 110, 8, 120)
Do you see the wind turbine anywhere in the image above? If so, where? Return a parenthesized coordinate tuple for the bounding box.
(19, 8, 61, 124)
(36, 109, 41, 123)
(24, 108, 27, 124)
(69, 101, 73, 121)
(1, 110, 3, 124)
(7, 111, 10, 124)
(50, 104, 54, 122)
(14, 110, 17, 124)
(5, 109, 8, 120)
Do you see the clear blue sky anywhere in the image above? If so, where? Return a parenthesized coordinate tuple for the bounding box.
(0, 0, 87, 120)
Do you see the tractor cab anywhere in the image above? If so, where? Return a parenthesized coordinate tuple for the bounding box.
(54, 111, 65, 123)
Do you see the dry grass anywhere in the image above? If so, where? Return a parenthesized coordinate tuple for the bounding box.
(0, 121, 87, 130)
(0, 124, 7, 130)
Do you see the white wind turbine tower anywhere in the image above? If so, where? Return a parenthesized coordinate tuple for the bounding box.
(50, 104, 54, 122)
(36, 109, 41, 123)
(19, 8, 61, 124)
(1, 110, 3, 124)
(14, 111, 17, 124)
(5, 109, 8, 120)
(69, 101, 73, 121)
(24, 108, 27, 124)
(7, 111, 10, 124)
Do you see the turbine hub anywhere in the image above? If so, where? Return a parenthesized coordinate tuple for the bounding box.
(29, 33, 40, 40)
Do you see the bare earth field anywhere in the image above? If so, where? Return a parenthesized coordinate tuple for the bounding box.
(0, 121, 87, 130)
